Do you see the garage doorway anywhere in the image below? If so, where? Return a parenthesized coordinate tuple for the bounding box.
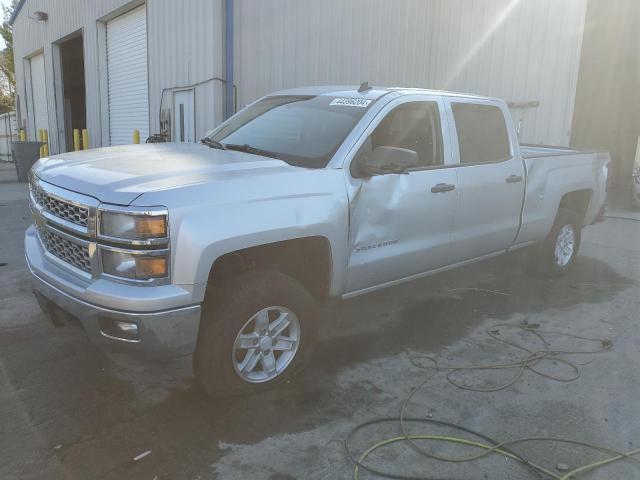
(58, 34, 86, 151)
(106, 5, 149, 145)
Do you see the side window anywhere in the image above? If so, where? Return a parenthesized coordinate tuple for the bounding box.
(451, 103, 511, 164)
(356, 101, 444, 170)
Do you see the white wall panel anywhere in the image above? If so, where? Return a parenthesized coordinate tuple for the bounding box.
(146, 0, 224, 141)
(236, 0, 588, 146)
(12, 0, 140, 153)
(13, 0, 225, 152)
(12, 0, 587, 152)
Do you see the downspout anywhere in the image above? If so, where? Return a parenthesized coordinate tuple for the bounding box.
(224, 0, 234, 120)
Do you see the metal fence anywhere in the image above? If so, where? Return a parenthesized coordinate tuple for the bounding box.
(0, 111, 18, 162)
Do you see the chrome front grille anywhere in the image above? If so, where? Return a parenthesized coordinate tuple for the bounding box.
(31, 181, 89, 227)
(29, 175, 97, 276)
(37, 227, 91, 273)
(28, 175, 169, 286)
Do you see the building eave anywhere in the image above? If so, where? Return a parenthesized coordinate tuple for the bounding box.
(8, 0, 27, 26)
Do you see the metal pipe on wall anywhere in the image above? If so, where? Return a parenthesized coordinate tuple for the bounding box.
(224, 0, 234, 120)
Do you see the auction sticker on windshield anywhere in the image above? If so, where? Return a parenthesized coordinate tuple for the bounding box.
(329, 98, 372, 107)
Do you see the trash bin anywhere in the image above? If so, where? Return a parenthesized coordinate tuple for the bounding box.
(10, 141, 43, 183)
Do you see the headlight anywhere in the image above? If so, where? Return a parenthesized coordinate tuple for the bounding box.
(97, 206, 170, 283)
(99, 210, 167, 240)
(101, 249, 168, 280)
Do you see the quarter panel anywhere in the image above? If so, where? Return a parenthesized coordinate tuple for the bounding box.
(517, 153, 604, 244)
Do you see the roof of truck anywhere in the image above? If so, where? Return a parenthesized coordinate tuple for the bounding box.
(268, 85, 496, 101)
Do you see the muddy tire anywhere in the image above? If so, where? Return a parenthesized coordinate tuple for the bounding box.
(193, 270, 318, 398)
(531, 207, 582, 277)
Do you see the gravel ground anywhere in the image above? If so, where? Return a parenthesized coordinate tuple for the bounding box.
(1, 161, 639, 480)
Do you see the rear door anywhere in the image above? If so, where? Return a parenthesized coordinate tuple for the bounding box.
(446, 99, 525, 261)
(345, 95, 458, 293)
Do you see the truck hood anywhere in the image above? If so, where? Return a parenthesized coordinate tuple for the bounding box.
(32, 143, 294, 205)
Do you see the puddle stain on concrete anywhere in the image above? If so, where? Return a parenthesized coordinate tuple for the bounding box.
(1, 252, 634, 479)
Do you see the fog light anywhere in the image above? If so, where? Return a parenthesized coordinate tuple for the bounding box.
(98, 317, 140, 342)
(115, 321, 139, 335)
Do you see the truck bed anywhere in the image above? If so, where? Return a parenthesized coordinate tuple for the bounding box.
(515, 144, 610, 248)
(520, 144, 604, 159)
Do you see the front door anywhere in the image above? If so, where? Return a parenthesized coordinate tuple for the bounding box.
(345, 97, 458, 293)
(447, 100, 526, 260)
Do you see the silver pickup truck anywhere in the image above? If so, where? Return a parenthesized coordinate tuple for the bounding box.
(25, 85, 609, 396)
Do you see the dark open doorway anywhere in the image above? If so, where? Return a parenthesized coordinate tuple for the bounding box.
(59, 34, 86, 151)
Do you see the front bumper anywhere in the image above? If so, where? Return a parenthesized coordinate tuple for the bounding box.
(26, 225, 201, 357)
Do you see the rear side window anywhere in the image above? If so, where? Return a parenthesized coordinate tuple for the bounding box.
(452, 103, 511, 164)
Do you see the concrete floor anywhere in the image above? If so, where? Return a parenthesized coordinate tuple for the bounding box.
(1, 161, 639, 480)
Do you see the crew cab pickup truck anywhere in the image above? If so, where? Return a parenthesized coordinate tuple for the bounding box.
(25, 85, 610, 396)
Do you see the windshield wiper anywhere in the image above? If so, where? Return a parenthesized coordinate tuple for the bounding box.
(215, 142, 305, 167)
(201, 138, 227, 150)
(224, 143, 281, 160)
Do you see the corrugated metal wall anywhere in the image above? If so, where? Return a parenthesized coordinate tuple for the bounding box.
(146, 0, 224, 141)
(12, 0, 135, 153)
(12, 0, 225, 153)
(235, 0, 588, 146)
(12, 0, 587, 153)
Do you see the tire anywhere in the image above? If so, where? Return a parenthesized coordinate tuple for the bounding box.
(193, 270, 318, 398)
(531, 207, 582, 277)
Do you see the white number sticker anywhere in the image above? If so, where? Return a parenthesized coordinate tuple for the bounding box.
(329, 97, 372, 108)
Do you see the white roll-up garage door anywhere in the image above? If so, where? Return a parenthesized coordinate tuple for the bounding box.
(106, 5, 149, 145)
(29, 53, 48, 140)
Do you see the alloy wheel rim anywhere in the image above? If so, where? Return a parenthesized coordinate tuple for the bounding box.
(554, 224, 576, 267)
(232, 306, 301, 383)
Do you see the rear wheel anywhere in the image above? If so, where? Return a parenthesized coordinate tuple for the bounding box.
(193, 270, 318, 398)
(531, 207, 581, 277)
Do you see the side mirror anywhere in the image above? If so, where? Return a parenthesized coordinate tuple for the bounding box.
(356, 146, 419, 177)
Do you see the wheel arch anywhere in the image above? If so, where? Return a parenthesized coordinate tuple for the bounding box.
(206, 235, 334, 303)
(555, 189, 593, 226)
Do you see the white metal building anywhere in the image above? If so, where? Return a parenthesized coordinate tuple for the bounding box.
(11, 0, 589, 156)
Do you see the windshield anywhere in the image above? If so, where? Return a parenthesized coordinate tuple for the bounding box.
(206, 95, 374, 167)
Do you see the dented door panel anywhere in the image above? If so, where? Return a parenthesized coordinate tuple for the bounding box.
(346, 168, 458, 293)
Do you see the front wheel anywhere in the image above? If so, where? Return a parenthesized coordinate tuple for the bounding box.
(531, 207, 581, 277)
(193, 270, 318, 398)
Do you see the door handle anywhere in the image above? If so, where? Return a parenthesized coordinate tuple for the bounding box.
(506, 174, 523, 183)
(431, 183, 456, 193)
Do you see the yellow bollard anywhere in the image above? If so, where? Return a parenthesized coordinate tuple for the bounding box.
(82, 129, 89, 150)
(133, 129, 140, 144)
(38, 129, 44, 157)
(19, 129, 26, 141)
(73, 129, 80, 151)
(43, 130, 49, 156)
